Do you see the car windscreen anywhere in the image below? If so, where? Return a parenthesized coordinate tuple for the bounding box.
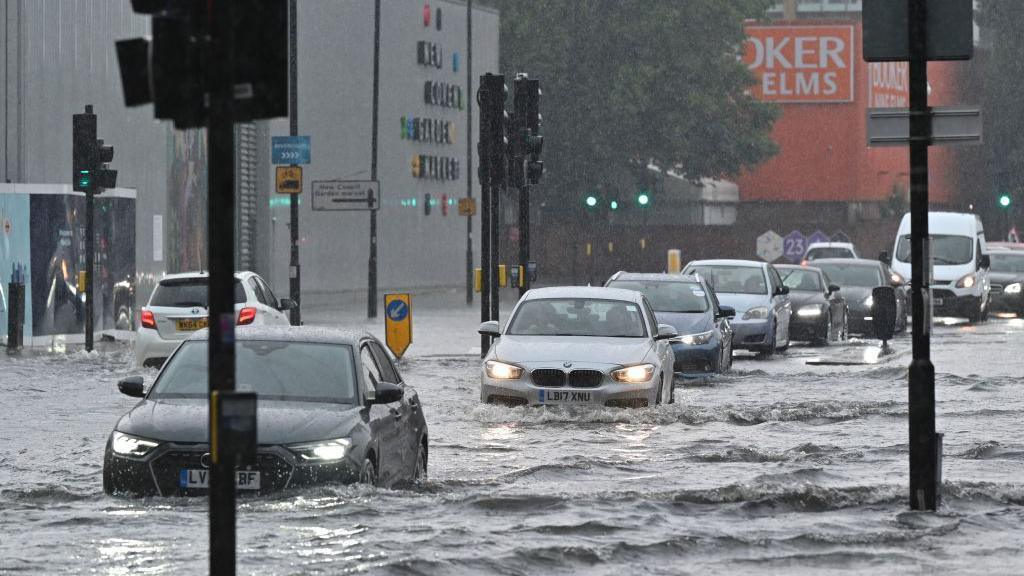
(507, 298, 647, 337)
(780, 268, 824, 292)
(150, 278, 246, 307)
(814, 264, 883, 288)
(150, 341, 357, 403)
(605, 280, 709, 313)
(896, 234, 973, 265)
(686, 266, 767, 295)
(990, 253, 1024, 273)
(807, 247, 853, 260)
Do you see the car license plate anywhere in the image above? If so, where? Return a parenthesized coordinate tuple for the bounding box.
(538, 389, 592, 404)
(176, 317, 208, 331)
(179, 469, 260, 490)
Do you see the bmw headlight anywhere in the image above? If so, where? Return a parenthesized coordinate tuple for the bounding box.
(288, 438, 353, 462)
(111, 431, 160, 457)
(863, 295, 874, 307)
(485, 360, 524, 380)
(611, 364, 655, 383)
(1005, 283, 1022, 295)
(796, 305, 824, 317)
(742, 306, 768, 320)
(673, 330, 714, 345)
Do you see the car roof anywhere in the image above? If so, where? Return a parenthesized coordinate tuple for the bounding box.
(186, 325, 368, 345)
(806, 242, 855, 250)
(810, 258, 881, 268)
(898, 211, 982, 234)
(523, 286, 645, 303)
(158, 270, 255, 282)
(685, 259, 765, 268)
(608, 272, 703, 283)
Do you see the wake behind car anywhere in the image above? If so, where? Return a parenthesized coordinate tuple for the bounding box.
(813, 258, 907, 336)
(105, 326, 427, 496)
(479, 286, 677, 408)
(135, 271, 294, 368)
(605, 272, 734, 375)
(776, 264, 848, 345)
(682, 259, 792, 357)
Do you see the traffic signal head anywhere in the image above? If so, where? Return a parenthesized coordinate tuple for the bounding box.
(637, 191, 650, 206)
(585, 195, 598, 207)
(73, 107, 97, 192)
(609, 200, 619, 210)
(999, 194, 1011, 208)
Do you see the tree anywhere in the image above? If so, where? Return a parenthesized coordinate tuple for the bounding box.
(488, 0, 779, 210)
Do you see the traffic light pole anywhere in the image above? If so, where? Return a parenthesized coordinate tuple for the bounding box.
(465, 0, 474, 306)
(368, 0, 381, 319)
(907, 0, 939, 512)
(208, 2, 238, 573)
(288, 0, 301, 326)
(518, 184, 530, 298)
(85, 187, 95, 351)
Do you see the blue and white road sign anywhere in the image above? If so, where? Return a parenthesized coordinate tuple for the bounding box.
(386, 299, 409, 322)
(272, 136, 311, 165)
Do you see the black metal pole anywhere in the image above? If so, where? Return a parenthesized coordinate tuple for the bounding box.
(518, 184, 530, 298)
(208, 1, 237, 573)
(480, 80, 492, 355)
(489, 179, 500, 323)
(85, 187, 94, 351)
(907, 0, 938, 512)
(288, 0, 301, 326)
(368, 0, 381, 319)
(466, 0, 474, 306)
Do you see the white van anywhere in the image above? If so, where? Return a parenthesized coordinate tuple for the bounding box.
(890, 212, 991, 322)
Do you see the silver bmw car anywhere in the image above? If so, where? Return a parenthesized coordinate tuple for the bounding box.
(479, 287, 678, 408)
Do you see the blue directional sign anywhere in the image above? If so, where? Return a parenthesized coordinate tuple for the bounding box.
(808, 230, 830, 246)
(384, 294, 412, 358)
(271, 136, 311, 165)
(783, 230, 808, 263)
(386, 298, 409, 322)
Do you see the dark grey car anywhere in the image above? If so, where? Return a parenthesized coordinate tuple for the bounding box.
(103, 326, 427, 496)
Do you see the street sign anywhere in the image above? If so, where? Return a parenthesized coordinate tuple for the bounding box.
(311, 180, 380, 211)
(782, 230, 807, 263)
(271, 136, 311, 164)
(275, 166, 302, 194)
(756, 231, 783, 263)
(384, 293, 412, 359)
(458, 197, 477, 216)
(808, 230, 830, 245)
(863, 0, 973, 62)
(867, 106, 982, 147)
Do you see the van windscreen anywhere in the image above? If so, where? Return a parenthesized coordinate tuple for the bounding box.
(896, 235, 973, 266)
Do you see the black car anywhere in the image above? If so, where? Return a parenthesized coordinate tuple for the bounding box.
(776, 264, 848, 345)
(988, 249, 1024, 315)
(103, 326, 427, 496)
(605, 272, 735, 375)
(813, 258, 908, 336)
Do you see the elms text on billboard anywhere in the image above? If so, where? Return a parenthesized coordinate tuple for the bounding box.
(743, 25, 855, 103)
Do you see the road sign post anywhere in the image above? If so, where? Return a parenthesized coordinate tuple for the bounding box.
(384, 294, 412, 358)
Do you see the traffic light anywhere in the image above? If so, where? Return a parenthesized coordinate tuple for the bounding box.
(510, 75, 543, 189)
(478, 74, 508, 188)
(609, 200, 619, 211)
(637, 191, 650, 206)
(522, 79, 543, 185)
(72, 106, 117, 193)
(585, 195, 598, 207)
(117, 0, 288, 128)
(999, 193, 1011, 209)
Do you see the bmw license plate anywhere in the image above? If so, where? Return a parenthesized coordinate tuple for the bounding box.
(538, 389, 592, 404)
(179, 469, 260, 490)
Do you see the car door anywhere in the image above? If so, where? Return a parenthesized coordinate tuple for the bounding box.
(359, 343, 403, 485)
(767, 265, 792, 345)
(369, 340, 422, 479)
(705, 280, 733, 365)
(641, 297, 672, 396)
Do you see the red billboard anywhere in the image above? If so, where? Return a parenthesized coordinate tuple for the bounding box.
(743, 25, 856, 103)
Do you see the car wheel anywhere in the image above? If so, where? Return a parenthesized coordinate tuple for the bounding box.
(818, 315, 833, 347)
(668, 376, 676, 404)
(655, 378, 664, 406)
(840, 312, 849, 341)
(360, 457, 378, 486)
(413, 441, 428, 484)
(758, 324, 777, 358)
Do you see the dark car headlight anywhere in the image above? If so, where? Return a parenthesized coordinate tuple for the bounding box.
(111, 431, 160, 457)
(672, 330, 714, 345)
(1006, 283, 1022, 295)
(288, 438, 352, 462)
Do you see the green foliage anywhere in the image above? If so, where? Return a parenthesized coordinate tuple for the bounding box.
(488, 0, 779, 205)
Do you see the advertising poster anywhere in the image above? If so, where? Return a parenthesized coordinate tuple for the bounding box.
(0, 189, 33, 340)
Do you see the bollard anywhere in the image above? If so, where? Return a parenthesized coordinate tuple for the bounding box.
(667, 249, 682, 274)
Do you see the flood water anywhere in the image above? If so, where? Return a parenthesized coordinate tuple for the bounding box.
(1, 317, 1023, 575)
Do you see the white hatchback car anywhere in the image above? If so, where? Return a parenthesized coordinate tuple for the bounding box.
(134, 271, 293, 368)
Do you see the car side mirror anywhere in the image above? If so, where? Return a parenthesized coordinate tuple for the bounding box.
(478, 320, 501, 337)
(717, 306, 736, 319)
(118, 376, 145, 398)
(828, 284, 841, 294)
(776, 286, 790, 296)
(369, 381, 404, 405)
(655, 324, 678, 340)
(979, 254, 990, 270)
(277, 298, 296, 311)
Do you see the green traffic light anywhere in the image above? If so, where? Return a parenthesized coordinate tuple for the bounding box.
(999, 194, 1011, 208)
(610, 200, 619, 210)
(637, 193, 650, 206)
(78, 170, 92, 188)
(585, 195, 598, 207)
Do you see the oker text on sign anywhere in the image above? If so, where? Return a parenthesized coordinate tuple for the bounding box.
(743, 25, 855, 103)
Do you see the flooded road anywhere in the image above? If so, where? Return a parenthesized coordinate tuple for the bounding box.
(2, 317, 1023, 575)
